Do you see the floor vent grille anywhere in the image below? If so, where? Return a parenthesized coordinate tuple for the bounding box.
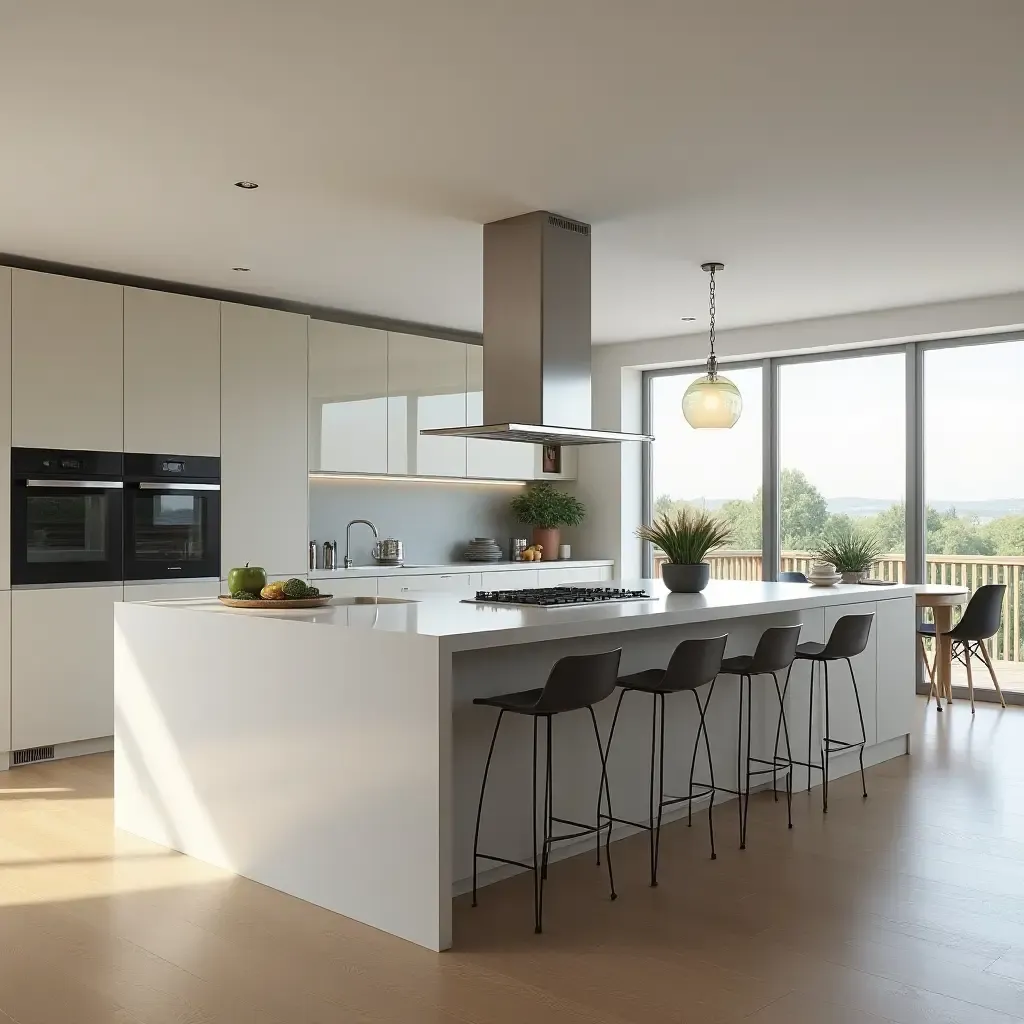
(13, 745, 55, 766)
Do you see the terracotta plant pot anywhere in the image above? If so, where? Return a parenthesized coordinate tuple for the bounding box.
(531, 527, 561, 561)
(661, 562, 711, 594)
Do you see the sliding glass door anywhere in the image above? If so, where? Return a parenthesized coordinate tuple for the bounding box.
(923, 340, 1024, 693)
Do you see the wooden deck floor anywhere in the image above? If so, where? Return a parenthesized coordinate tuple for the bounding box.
(1, 699, 1024, 1023)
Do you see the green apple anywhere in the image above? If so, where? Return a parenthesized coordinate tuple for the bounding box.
(227, 563, 267, 595)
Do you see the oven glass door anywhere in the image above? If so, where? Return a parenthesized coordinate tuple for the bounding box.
(12, 481, 124, 584)
(123, 484, 220, 580)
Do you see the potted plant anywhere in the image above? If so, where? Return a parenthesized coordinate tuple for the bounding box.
(637, 508, 733, 593)
(814, 525, 883, 583)
(510, 484, 586, 561)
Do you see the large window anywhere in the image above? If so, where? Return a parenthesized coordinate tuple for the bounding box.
(778, 353, 906, 579)
(924, 340, 1024, 692)
(649, 366, 763, 579)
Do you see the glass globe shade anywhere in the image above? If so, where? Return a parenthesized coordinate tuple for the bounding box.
(681, 374, 743, 428)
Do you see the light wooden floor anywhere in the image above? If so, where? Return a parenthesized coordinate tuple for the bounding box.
(2, 700, 1024, 1024)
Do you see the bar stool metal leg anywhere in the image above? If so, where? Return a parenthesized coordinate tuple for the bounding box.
(597, 688, 627, 867)
(652, 693, 668, 887)
(822, 661, 831, 813)
(695, 683, 717, 859)
(772, 671, 793, 829)
(532, 717, 542, 932)
(806, 660, 815, 798)
(845, 657, 868, 799)
(472, 709, 505, 908)
(587, 705, 617, 900)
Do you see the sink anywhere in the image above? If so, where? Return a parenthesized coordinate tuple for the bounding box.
(331, 596, 418, 606)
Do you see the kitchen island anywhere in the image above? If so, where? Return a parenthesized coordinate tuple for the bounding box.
(114, 579, 916, 951)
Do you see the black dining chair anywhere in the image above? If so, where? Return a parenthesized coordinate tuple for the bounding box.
(605, 634, 728, 886)
(778, 571, 809, 583)
(918, 584, 1006, 713)
(791, 614, 874, 812)
(471, 648, 622, 934)
(716, 625, 802, 849)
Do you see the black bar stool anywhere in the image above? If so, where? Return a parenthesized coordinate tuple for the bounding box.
(715, 625, 801, 849)
(778, 571, 809, 583)
(604, 635, 727, 887)
(788, 613, 874, 812)
(471, 648, 622, 934)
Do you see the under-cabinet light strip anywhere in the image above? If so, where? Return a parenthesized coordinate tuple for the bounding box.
(309, 472, 527, 487)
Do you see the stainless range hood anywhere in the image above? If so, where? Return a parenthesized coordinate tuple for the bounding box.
(421, 211, 653, 446)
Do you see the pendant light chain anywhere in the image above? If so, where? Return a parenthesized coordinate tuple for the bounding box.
(706, 265, 718, 379)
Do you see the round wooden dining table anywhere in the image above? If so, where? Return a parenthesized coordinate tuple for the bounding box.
(916, 585, 969, 708)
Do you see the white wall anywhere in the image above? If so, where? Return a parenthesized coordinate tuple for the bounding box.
(576, 289, 1024, 576)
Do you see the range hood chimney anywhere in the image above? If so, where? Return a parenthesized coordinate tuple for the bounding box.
(421, 211, 653, 446)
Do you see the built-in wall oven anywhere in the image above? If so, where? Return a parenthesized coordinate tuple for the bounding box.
(11, 448, 124, 585)
(123, 454, 220, 581)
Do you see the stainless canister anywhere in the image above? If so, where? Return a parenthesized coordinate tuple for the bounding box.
(509, 538, 529, 561)
(373, 538, 405, 564)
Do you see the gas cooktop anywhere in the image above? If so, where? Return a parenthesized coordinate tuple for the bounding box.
(465, 586, 655, 609)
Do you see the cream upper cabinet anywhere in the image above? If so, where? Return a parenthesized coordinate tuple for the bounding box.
(308, 320, 388, 473)
(466, 345, 536, 480)
(221, 303, 308, 578)
(12, 269, 123, 451)
(387, 333, 467, 477)
(0, 269, 10, 590)
(123, 288, 221, 456)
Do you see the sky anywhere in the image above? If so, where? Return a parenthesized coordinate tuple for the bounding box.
(651, 340, 1024, 504)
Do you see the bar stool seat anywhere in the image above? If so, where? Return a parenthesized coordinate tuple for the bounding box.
(471, 648, 622, 934)
(474, 688, 545, 712)
(615, 668, 681, 693)
(719, 654, 755, 674)
(794, 640, 827, 657)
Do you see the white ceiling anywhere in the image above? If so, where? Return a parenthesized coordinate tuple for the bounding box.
(2, 1, 1023, 343)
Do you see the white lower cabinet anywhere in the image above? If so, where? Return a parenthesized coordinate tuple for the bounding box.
(377, 573, 474, 596)
(12, 585, 123, 749)
(875, 596, 916, 744)
(480, 569, 541, 589)
(124, 581, 220, 603)
(0, 592, 10, 756)
(538, 565, 613, 585)
(323, 578, 379, 598)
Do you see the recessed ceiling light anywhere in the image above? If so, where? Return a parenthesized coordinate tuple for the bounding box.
(232, 267, 251, 272)
(680, 317, 697, 322)
(234, 180, 259, 189)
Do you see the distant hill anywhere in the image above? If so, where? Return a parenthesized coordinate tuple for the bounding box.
(676, 496, 1024, 523)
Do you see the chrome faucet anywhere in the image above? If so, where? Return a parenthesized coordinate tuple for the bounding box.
(344, 519, 379, 569)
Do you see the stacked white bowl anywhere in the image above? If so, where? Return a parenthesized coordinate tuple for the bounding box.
(807, 561, 841, 586)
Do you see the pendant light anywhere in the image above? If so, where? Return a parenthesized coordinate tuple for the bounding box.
(682, 262, 742, 428)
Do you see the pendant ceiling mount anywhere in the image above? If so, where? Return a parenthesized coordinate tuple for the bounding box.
(682, 262, 743, 429)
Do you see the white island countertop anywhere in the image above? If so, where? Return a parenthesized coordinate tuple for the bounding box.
(145, 578, 918, 653)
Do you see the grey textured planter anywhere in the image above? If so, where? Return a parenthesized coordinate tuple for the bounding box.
(841, 571, 867, 584)
(662, 562, 711, 594)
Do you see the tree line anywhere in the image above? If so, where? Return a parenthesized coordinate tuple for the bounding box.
(655, 469, 1024, 556)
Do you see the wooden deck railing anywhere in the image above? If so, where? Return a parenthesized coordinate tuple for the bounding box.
(651, 550, 1024, 662)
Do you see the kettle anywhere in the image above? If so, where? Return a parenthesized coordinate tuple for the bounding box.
(372, 538, 404, 564)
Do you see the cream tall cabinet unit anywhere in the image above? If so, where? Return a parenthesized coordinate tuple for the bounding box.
(123, 288, 221, 455)
(387, 333, 467, 477)
(466, 345, 536, 480)
(12, 270, 123, 451)
(221, 303, 308, 578)
(0, 268, 10, 590)
(308, 320, 387, 473)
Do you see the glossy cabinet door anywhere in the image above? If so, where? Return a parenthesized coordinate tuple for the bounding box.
(221, 303, 308, 578)
(874, 596, 916, 744)
(466, 345, 536, 480)
(308, 320, 388, 472)
(0, 268, 10, 590)
(123, 288, 221, 456)
(0, 591, 9, 756)
(123, 580, 220, 603)
(12, 269, 123, 451)
(12, 584, 122, 748)
(538, 565, 613, 585)
(387, 333, 467, 477)
(377, 572, 474, 596)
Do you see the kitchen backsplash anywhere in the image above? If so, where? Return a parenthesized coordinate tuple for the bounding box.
(309, 478, 525, 566)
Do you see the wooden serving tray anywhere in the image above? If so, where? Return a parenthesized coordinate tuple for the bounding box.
(218, 595, 333, 609)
